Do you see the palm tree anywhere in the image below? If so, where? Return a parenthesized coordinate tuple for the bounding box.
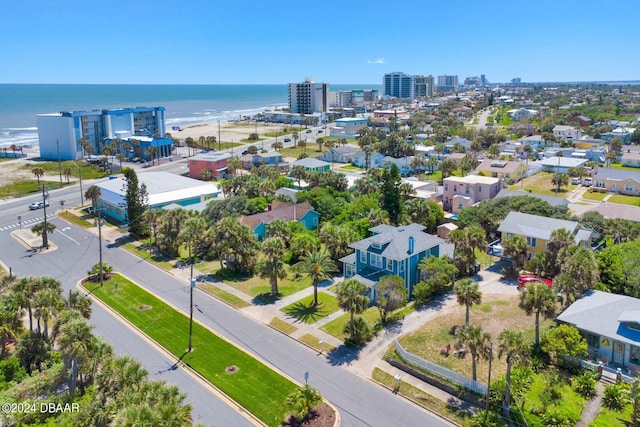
(32, 167, 45, 185)
(10, 144, 18, 158)
(67, 290, 92, 319)
(228, 156, 242, 177)
(411, 153, 428, 178)
(455, 325, 491, 382)
(63, 167, 73, 183)
(502, 234, 528, 272)
(454, 279, 482, 326)
(336, 279, 369, 342)
(259, 238, 287, 296)
(290, 165, 307, 188)
(0, 293, 24, 354)
(519, 283, 556, 345)
(85, 185, 102, 209)
(116, 153, 126, 171)
(57, 316, 97, 393)
(497, 329, 528, 414)
(200, 169, 213, 181)
(293, 248, 337, 306)
(286, 383, 322, 422)
(271, 141, 283, 151)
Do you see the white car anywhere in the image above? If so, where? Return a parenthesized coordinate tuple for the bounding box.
(571, 177, 582, 185)
(29, 201, 49, 210)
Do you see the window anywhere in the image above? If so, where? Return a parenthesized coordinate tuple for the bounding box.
(478, 186, 482, 192)
(444, 184, 448, 191)
(387, 258, 393, 271)
(399, 260, 405, 274)
(371, 242, 382, 250)
(453, 185, 457, 192)
(370, 254, 383, 268)
(526, 237, 537, 247)
(632, 345, 640, 364)
(360, 251, 366, 263)
(625, 185, 635, 192)
(585, 333, 600, 348)
(345, 264, 355, 277)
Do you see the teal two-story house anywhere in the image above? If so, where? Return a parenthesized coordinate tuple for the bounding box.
(237, 200, 319, 241)
(340, 223, 447, 300)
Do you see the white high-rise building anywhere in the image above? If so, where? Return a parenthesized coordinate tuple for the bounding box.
(437, 75, 459, 92)
(288, 78, 329, 114)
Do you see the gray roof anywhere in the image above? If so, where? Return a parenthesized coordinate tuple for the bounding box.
(495, 189, 569, 207)
(292, 158, 330, 168)
(557, 290, 640, 347)
(498, 211, 579, 241)
(350, 223, 443, 261)
(593, 168, 640, 183)
(274, 187, 299, 202)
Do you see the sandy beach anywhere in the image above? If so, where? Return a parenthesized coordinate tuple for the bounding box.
(168, 121, 291, 144)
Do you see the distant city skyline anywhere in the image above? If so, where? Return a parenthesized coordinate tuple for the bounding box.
(3, 0, 639, 85)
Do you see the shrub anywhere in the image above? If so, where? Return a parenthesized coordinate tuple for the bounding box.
(540, 407, 574, 427)
(285, 383, 322, 421)
(412, 280, 443, 306)
(344, 316, 373, 346)
(573, 371, 598, 399)
(602, 382, 629, 411)
(470, 410, 505, 427)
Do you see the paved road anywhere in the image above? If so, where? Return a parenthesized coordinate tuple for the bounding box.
(0, 192, 451, 426)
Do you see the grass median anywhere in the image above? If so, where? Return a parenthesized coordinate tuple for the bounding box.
(84, 274, 299, 426)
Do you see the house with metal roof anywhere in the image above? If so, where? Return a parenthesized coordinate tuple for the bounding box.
(94, 171, 222, 222)
(291, 158, 330, 172)
(340, 223, 448, 300)
(592, 168, 640, 196)
(494, 189, 568, 208)
(494, 211, 593, 259)
(474, 159, 527, 183)
(557, 290, 640, 373)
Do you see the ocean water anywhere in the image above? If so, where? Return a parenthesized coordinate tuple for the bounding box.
(0, 84, 381, 148)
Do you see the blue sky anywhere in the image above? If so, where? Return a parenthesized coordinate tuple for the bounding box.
(3, 0, 639, 85)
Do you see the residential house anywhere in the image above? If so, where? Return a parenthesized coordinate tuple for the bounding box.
(557, 290, 640, 372)
(445, 152, 467, 164)
(553, 125, 582, 141)
(622, 151, 640, 168)
(568, 115, 593, 127)
(329, 117, 368, 138)
(474, 159, 527, 183)
(401, 178, 439, 201)
(253, 152, 290, 172)
(495, 211, 594, 260)
(602, 127, 635, 145)
(188, 151, 231, 179)
(318, 146, 358, 164)
(352, 151, 384, 169)
(443, 175, 502, 213)
(291, 158, 331, 173)
(518, 134, 547, 150)
(381, 156, 415, 176)
(444, 136, 471, 153)
(274, 187, 299, 203)
(237, 200, 319, 241)
(340, 223, 447, 300)
(575, 138, 605, 150)
(539, 156, 588, 173)
(507, 108, 538, 121)
(592, 168, 640, 195)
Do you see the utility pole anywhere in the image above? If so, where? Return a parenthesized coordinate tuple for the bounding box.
(41, 185, 49, 248)
(98, 209, 103, 286)
(74, 162, 84, 206)
(218, 120, 221, 151)
(57, 140, 63, 186)
(188, 245, 195, 352)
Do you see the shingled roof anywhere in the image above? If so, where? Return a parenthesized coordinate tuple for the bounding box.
(237, 201, 315, 229)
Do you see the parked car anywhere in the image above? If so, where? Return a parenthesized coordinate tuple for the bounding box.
(29, 201, 49, 210)
(305, 129, 312, 133)
(582, 177, 593, 187)
(571, 177, 582, 185)
(241, 150, 249, 155)
(283, 138, 291, 142)
(318, 130, 323, 133)
(517, 274, 553, 288)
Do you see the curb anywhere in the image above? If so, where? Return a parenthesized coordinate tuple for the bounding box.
(79, 277, 265, 427)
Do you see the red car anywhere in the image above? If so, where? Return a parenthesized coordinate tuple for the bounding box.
(518, 275, 553, 288)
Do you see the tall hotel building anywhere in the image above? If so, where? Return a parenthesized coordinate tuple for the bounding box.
(289, 78, 329, 114)
(437, 75, 459, 92)
(414, 75, 435, 98)
(383, 72, 416, 99)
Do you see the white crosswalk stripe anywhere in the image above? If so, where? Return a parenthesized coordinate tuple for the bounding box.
(0, 214, 57, 232)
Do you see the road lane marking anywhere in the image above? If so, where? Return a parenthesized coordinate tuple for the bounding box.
(55, 229, 80, 245)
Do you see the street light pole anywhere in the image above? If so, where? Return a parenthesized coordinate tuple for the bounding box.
(41, 185, 49, 248)
(97, 209, 104, 286)
(188, 246, 195, 352)
(74, 162, 84, 206)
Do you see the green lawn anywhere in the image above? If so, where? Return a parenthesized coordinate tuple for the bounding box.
(20, 160, 107, 179)
(277, 143, 324, 159)
(197, 282, 251, 309)
(339, 164, 364, 172)
(298, 333, 336, 353)
(507, 172, 577, 197)
(321, 303, 415, 341)
(122, 242, 175, 271)
(0, 179, 68, 198)
(202, 265, 312, 302)
(612, 163, 640, 172)
(269, 317, 298, 334)
(58, 210, 94, 229)
(582, 191, 607, 201)
(589, 406, 632, 426)
(84, 275, 299, 426)
(608, 194, 640, 206)
(281, 292, 340, 324)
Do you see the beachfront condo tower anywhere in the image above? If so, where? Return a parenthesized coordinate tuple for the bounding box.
(383, 72, 415, 99)
(288, 78, 329, 114)
(37, 106, 174, 161)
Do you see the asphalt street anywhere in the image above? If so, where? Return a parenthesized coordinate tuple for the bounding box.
(0, 167, 450, 426)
